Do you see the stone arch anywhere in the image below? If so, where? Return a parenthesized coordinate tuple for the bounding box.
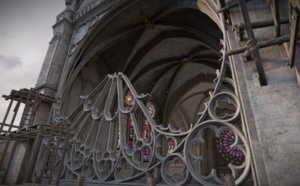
(58, 1, 250, 184)
(60, 0, 224, 122)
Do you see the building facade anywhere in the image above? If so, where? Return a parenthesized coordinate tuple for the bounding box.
(1, 0, 300, 185)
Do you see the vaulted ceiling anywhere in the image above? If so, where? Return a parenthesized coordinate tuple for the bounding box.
(64, 0, 223, 127)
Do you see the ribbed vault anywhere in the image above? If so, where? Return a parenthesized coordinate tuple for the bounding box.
(62, 0, 222, 130)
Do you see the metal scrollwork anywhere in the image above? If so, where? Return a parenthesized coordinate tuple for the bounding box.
(161, 153, 192, 185)
(40, 2, 252, 185)
(57, 62, 251, 185)
(208, 92, 240, 123)
(184, 121, 250, 185)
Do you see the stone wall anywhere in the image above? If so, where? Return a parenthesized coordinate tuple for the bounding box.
(228, 1, 300, 185)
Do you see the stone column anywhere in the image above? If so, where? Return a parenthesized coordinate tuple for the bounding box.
(33, 7, 75, 125)
(35, 9, 75, 99)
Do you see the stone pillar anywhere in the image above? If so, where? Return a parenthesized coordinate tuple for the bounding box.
(35, 0, 77, 98)
(3, 142, 28, 185)
(35, 9, 75, 98)
(34, 7, 75, 124)
(76, 176, 84, 186)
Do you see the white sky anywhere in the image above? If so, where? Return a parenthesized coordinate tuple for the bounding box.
(0, 0, 65, 126)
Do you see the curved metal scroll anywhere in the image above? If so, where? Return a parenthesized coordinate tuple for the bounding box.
(38, 3, 252, 185)
(54, 61, 251, 185)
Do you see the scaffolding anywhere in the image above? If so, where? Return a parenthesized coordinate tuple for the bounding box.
(0, 89, 69, 185)
(215, 0, 300, 86)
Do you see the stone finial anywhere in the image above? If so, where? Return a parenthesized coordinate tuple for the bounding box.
(65, 0, 74, 6)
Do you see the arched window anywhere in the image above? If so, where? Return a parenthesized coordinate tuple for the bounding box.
(124, 93, 156, 161)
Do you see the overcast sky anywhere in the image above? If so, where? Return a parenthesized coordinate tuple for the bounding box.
(0, 0, 65, 125)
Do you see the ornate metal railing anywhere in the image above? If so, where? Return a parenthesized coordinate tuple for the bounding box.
(36, 61, 251, 185)
(35, 1, 252, 185)
(57, 66, 251, 185)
